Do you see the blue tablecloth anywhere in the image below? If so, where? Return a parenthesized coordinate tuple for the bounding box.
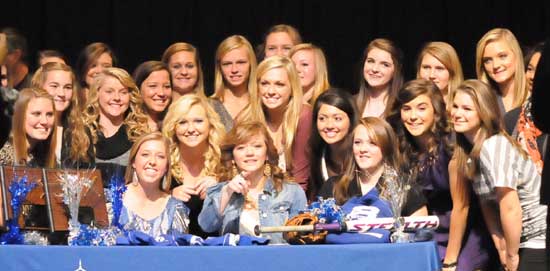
(0, 242, 441, 271)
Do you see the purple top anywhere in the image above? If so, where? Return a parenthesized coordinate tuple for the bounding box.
(417, 143, 495, 270)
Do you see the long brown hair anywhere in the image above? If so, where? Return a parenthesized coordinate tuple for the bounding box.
(334, 117, 400, 205)
(386, 79, 451, 180)
(451, 80, 526, 179)
(356, 38, 404, 118)
(75, 42, 117, 88)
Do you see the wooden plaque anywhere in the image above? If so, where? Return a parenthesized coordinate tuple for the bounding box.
(0, 166, 109, 232)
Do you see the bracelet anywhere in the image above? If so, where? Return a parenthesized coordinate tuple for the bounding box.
(441, 261, 457, 268)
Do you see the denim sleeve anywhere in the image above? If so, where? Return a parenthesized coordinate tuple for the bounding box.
(198, 183, 226, 233)
(289, 183, 307, 217)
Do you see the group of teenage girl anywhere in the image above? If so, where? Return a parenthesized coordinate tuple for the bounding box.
(0, 24, 547, 271)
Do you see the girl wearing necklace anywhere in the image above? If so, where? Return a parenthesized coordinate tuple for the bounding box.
(120, 132, 190, 237)
(198, 121, 306, 244)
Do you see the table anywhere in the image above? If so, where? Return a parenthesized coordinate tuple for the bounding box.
(0, 241, 441, 271)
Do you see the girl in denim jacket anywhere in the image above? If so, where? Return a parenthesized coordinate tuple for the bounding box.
(198, 121, 307, 244)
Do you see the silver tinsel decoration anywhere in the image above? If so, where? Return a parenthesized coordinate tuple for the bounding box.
(57, 170, 94, 245)
(23, 231, 48, 245)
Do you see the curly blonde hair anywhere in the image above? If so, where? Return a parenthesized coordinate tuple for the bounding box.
(83, 67, 150, 147)
(162, 94, 225, 184)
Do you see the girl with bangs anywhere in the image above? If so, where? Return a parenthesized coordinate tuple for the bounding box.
(387, 79, 493, 270)
(452, 79, 547, 270)
(240, 55, 312, 190)
(83, 67, 149, 180)
(198, 121, 306, 244)
(31, 62, 92, 166)
(162, 94, 225, 238)
(210, 35, 257, 132)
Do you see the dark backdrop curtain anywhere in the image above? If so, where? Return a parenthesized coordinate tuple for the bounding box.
(2, 0, 550, 94)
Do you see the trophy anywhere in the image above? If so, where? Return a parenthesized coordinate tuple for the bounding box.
(381, 165, 410, 243)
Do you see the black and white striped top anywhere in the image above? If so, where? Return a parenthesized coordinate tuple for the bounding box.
(473, 134, 547, 247)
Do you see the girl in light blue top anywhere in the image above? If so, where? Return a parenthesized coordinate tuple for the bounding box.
(120, 132, 189, 237)
(199, 121, 306, 244)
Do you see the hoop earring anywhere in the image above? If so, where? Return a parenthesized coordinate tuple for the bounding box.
(132, 170, 139, 186)
(264, 161, 272, 177)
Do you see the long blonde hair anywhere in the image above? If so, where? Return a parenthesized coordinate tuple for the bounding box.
(162, 94, 225, 183)
(83, 68, 150, 146)
(161, 42, 205, 96)
(11, 88, 57, 167)
(475, 28, 527, 109)
(289, 43, 331, 106)
(211, 35, 257, 102)
(31, 62, 91, 162)
(244, 55, 303, 169)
